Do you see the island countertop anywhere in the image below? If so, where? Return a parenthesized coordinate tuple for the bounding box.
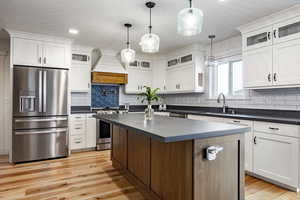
(94, 113, 250, 142)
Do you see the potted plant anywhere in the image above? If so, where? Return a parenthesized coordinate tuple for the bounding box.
(138, 86, 161, 120)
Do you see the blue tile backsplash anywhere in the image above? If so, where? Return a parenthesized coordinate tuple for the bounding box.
(91, 85, 119, 108)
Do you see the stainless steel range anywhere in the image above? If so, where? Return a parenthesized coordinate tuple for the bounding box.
(95, 109, 126, 151)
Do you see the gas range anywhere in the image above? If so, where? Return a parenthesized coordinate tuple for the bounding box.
(93, 107, 128, 115)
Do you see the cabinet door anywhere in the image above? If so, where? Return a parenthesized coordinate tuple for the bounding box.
(86, 115, 96, 148)
(243, 26, 273, 51)
(70, 65, 91, 92)
(43, 42, 67, 68)
(223, 119, 253, 172)
(165, 68, 177, 92)
(273, 39, 300, 86)
(180, 65, 195, 91)
(243, 46, 273, 88)
(125, 69, 142, 94)
(253, 132, 298, 187)
(13, 38, 42, 66)
(139, 70, 152, 89)
(152, 59, 166, 93)
(112, 125, 127, 167)
(274, 16, 300, 44)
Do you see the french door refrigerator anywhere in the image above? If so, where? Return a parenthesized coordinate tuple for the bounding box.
(13, 66, 69, 163)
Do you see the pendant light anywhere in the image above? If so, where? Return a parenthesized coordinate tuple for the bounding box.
(177, 0, 204, 36)
(121, 23, 136, 65)
(139, 1, 160, 53)
(205, 35, 218, 67)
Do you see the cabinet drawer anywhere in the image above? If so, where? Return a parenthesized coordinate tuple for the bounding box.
(188, 114, 224, 123)
(70, 135, 86, 150)
(70, 114, 86, 121)
(70, 122, 85, 136)
(223, 118, 252, 127)
(254, 121, 300, 138)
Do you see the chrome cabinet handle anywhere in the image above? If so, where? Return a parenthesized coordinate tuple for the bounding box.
(206, 145, 224, 161)
(39, 57, 42, 64)
(233, 120, 240, 123)
(273, 73, 277, 82)
(269, 127, 279, 131)
(274, 30, 277, 38)
(43, 57, 47, 64)
(267, 32, 271, 40)
(268, 73, 271, 82)
(254, 136, 257, 145)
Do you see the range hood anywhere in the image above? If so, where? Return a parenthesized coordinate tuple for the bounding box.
(92, 49, 127, 74)
(91, 49, 128, 84)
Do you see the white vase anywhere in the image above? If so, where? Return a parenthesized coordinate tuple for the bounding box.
(144, 104, 154, 120)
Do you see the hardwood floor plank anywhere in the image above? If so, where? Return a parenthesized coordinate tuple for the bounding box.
(0, 150, 298, 200)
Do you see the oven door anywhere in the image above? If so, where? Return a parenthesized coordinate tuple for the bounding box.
(96, 120, 111, 144)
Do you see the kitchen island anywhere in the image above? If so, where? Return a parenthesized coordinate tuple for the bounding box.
(94, 113, 249, 200)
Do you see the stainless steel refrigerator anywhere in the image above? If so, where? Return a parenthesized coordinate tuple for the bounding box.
(13, 66, 69, 163)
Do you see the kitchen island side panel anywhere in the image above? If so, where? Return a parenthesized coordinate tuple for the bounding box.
(194, 134, 245, 200)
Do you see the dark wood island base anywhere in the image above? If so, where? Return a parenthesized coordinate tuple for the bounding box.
(111, 124, 245, 200)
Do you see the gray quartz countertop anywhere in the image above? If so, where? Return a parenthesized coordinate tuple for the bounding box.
(94, 113, 250, 143)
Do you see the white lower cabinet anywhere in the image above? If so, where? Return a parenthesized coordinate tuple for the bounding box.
(188, 114, 300, 189)
(86, 114, 97, 148)
(253, 121, 299, 188)
(70, 114, 96, 150)
(223, 118, 253, 172)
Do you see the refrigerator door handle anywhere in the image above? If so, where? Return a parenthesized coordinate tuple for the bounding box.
(38, 70, 43, 112)
(15, 117, 68, 123)
(15, 128, 68, 135)
(43, 70, 47, 112)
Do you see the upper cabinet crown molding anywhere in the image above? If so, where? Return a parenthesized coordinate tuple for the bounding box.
(5, 29, 73, 44)
(237, 4, 300, 34)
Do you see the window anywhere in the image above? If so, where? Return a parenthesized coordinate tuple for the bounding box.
(209, 58, 246, 99)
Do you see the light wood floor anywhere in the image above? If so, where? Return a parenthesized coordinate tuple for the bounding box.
(0, 151, 299, 200)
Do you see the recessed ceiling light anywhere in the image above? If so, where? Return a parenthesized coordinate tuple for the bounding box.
(68, 28, 79, 35)
(219, 0, 226, 2)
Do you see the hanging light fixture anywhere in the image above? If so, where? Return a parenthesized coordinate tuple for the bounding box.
(121, 23, 136, 65)
(205, 35, 218, 67)
(177, 0, 204, 36)
(139, 1, 160, 53)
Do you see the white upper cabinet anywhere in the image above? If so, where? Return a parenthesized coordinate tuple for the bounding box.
(243, 46, 273, 88)
(70, 46, 92, 92)
(70, 65, 91, 92)
(43, 42, 68, 68)
(243, 26, 273, 51)
(11, 32, 72, 69)
(273, 39, 300, 86)
(124, 47, 204, 94)
(13, 38, 42, 66)
(239, 7, 300, 89)
(273, 15, 300, 44)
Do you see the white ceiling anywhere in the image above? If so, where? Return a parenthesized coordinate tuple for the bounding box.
(0, 0, 299, 53)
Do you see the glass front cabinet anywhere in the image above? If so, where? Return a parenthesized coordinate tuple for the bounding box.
(243, 26, 273, 51)
(273, 16, 300, 44)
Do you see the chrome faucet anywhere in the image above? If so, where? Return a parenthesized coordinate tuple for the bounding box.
(217, 93, 227, 113)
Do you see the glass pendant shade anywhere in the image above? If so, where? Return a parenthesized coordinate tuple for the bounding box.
(139, 33, 160, 53)
(121, 47, 135, 64)
(205, 55, 218, 67)
(177, 7, 204, 36)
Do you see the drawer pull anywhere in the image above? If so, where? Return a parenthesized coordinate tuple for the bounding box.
(253, 136, 257, 145)
(75, 128, 82, 130)
(74, 141, 82, 144)
(233, 120, 240, 123)
(269, 127, 279, 131)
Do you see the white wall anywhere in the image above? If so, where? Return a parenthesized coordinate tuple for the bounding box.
(0, 39, 9, 155)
